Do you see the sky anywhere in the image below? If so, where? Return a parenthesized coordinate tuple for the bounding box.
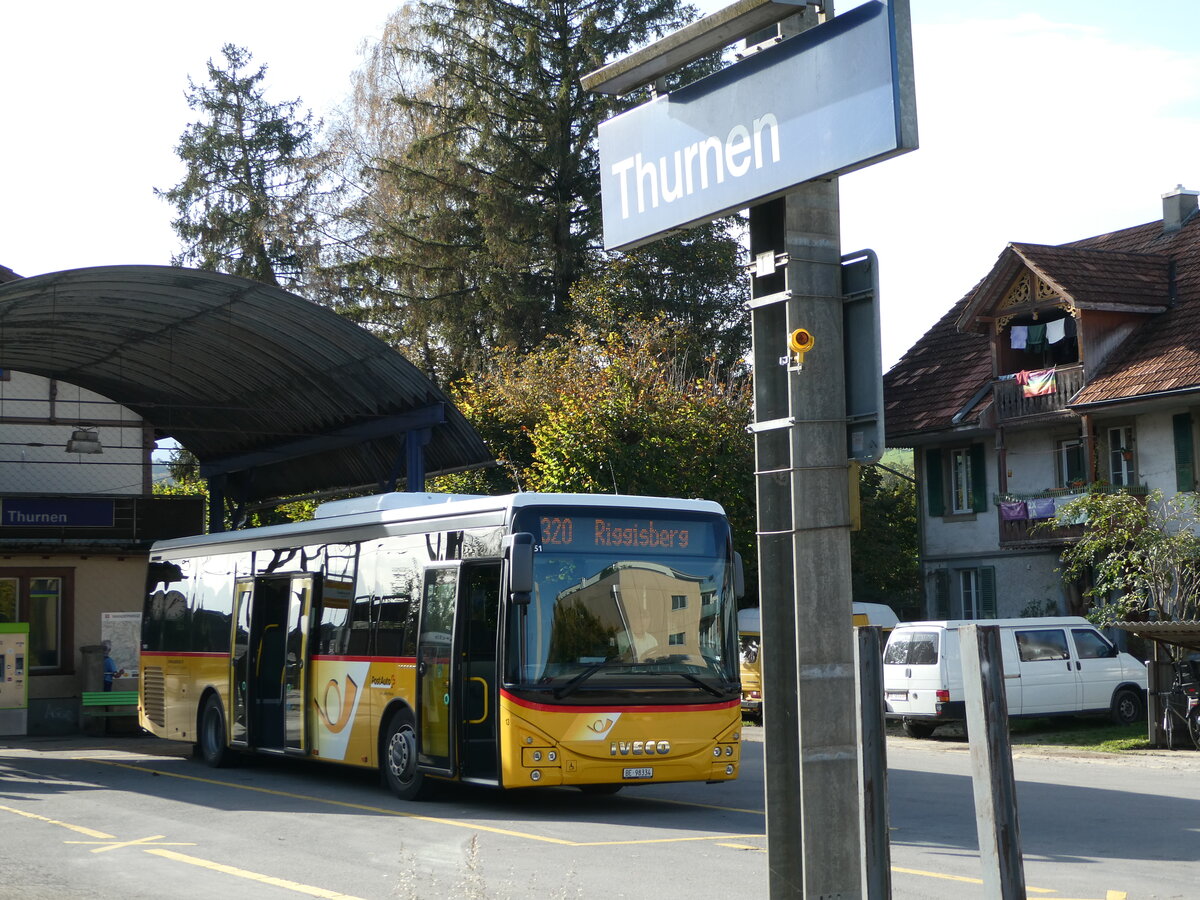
(2, 1, 1200, 369)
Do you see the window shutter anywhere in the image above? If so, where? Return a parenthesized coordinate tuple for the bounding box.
(970, 443, 988, 512)
(934, 569, 950, 619)
(979, 567, 997, 619)
(1173, 413, 1195, 492)
(925, 448, 945, 517)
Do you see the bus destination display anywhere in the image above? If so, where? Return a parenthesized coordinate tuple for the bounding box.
(532, 512, 719, 556)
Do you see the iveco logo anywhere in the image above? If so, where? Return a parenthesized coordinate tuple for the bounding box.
(610, 740, 671, 756)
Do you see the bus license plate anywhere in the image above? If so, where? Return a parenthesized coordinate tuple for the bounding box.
(623, 767, 653, 779)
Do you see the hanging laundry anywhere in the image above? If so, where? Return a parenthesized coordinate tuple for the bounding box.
(1027, 497, 1056, 519)
(1046, 318, 1066, 344)
(1020, 368, 1056, 398)
(1026, 323, 1048, 352)
(1054, 494, 1087, 525)
(1064, 315, 1078, 338)
(1010, 325, 1028, 350)
(999, 500, 1029, 521)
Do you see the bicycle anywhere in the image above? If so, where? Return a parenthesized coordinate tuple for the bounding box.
(1159, 660, 1200, 751)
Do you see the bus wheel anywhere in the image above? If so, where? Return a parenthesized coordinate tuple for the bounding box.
(578, 784, 622, 795)
(199, 695, 233, 768)
(383, 713, 432, 801)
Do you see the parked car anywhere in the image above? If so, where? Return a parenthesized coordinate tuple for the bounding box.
(883, 617, 1147, 738)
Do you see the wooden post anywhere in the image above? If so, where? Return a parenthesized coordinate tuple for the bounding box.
(961, 624, 1026, 899)
(856, 625, 891, 899)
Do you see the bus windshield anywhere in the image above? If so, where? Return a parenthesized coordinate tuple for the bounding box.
(507, 507, 738, 697)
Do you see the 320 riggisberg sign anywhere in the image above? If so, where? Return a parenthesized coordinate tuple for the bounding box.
(598, 1, 916, 251)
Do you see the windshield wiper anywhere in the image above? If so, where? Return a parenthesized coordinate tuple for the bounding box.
(657, 671, 726, 698)
(552, 661, 623, 699)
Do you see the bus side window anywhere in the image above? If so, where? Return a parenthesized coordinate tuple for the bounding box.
(401, 598, 419, 659)
(345, 595, 373, 655)
(317, 597, 349, 655)
(374, 594, 411, 657)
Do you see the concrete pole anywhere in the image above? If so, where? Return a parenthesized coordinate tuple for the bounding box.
(751, 6, 863, 897)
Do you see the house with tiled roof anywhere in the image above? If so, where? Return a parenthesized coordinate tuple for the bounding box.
(884, 186, 1200, 621)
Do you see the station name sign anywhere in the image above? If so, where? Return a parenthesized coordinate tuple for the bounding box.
(1, 498, 115, 528)
(597, 1, 916, 250)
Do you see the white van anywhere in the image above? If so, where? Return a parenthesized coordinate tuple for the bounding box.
(882, 617, 1147, 738)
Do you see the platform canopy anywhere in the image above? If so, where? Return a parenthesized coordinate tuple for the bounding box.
(0, 266, 493, 512)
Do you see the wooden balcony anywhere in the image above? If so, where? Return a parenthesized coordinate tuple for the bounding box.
(993, 364, 1084, 422)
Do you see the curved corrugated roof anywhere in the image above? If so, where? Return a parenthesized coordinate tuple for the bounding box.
(0, 265, 493, 503)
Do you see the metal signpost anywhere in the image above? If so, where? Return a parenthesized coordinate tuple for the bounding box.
(584, 2, 916, 896)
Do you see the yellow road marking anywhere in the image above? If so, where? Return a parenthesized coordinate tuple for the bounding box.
(641, 796, 764, 815)
(89, 759, 761, 847)
(65, 834, 196, 853)
(145, 848, 367, 899)
(577, 833, 764, 847)
(717, 842, 764, 851)
(0, 803, 114, 839)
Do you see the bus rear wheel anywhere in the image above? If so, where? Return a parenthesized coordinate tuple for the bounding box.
(199, 695, 234, 768)
(383, 713, 433, 801)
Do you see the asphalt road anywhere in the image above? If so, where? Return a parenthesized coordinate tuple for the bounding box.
(0, 728, 1196, 899)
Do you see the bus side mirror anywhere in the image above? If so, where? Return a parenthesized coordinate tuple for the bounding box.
(733, 551, 746, 600)
(506, 532, 534, 605)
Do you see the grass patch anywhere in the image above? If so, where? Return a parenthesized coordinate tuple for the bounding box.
(1004, 717, 1151, 752)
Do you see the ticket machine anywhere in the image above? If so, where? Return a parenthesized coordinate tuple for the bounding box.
(0, 624, 29, 735)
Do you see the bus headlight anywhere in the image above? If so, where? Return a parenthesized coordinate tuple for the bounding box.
(713, 747, 722, 757)
(530, 770, 542, 782)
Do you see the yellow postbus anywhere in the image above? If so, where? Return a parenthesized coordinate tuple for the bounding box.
(140, 492, 745, 799)
(736, 602, 899, 723)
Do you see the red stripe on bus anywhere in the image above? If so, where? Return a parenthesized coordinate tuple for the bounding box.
(499, 689, 738, 715)
(140, 651, 228, 659)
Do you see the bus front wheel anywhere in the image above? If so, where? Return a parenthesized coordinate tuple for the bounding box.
(383, 713, 433, 801)
(199, 695, 234, 768)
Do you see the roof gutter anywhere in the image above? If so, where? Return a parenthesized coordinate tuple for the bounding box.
(1071, 383, 1200, 411)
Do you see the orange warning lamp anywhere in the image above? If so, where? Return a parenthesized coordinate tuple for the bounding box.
(788, 328, 814, 366)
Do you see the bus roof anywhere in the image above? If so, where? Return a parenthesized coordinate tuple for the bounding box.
(149, 491, 727, 557)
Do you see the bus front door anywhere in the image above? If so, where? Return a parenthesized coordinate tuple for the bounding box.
(232, 574, 312, 752)
(416, 565, 459, 776)
(459, 562, 501, 783)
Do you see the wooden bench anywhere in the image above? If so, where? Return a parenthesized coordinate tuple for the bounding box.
(81, 690, 139, 717)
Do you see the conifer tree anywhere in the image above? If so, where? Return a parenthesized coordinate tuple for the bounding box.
(158, 44, 322, 289)
(323, 1, 747, 381)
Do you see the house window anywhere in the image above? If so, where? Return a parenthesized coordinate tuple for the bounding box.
(668, 632, 686, 646)
(925, 445, 987, 517)
(0, 570, 72, 672)
(671, 595, 688, 610)
(950, 449, 973, 514)
(1056, 438, 1086, 488)
(934, 567, 996, 619)
(1107, 425, 1135, 487)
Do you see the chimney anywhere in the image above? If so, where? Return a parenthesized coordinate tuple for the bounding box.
(1162, 184, 1199, 233)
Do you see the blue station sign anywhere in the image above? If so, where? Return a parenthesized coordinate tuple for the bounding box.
(1, 498, 116, 528)
(597, 1, 916, 250)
